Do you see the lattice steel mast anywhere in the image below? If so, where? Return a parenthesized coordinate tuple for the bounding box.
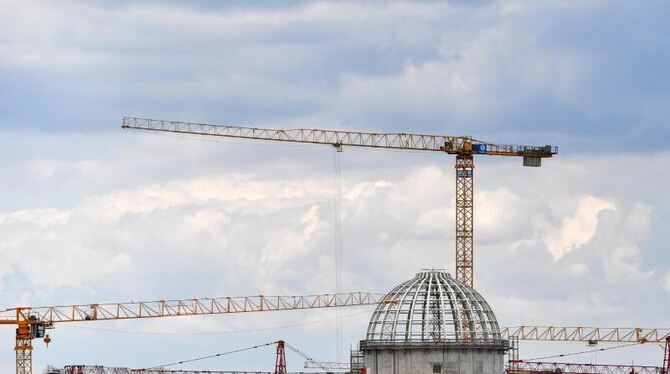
(121, 117, 558, 287)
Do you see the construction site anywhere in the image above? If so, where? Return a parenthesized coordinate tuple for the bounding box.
(0, 117, 667, 374)
(1, 1, 668, 373)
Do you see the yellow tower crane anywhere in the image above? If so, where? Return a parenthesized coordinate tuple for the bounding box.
(2, 291, 667, 373)
(0, 292, 384, 374)
(121, 117, 558, 287)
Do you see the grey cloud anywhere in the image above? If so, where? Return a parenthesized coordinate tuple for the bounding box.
(0, 0, 668, 370)
(0, 0, 668, 153)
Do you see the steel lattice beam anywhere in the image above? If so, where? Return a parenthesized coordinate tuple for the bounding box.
(48, 366, 332, 374)
(1, 292, 383, 325)
(303, 361, 350, 370)
(502, 326, 670, 343)
(509, 361, 663, 374)
(48, 367, 272, 374)
(122, 117, 557, 157)
(455, 155, 475, 287)
(0, 292, 384, 374)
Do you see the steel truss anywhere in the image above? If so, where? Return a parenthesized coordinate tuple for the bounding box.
(455, 155, 474, 287)
(508, 361, 663, 374)
(501, 326, 670, 343)
(3, 293, 383, 324)
(48, 367, 272, 374)
(1, 292, 383, 374)
(304, 361, 350, 370)
(122, 117, 557, 156)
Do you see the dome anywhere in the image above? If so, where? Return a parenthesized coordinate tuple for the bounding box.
(366, 269, 502, 345)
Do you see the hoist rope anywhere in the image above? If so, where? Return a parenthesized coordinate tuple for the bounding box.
(524, 341, 646, 361)
(333, 148, 343, 362)
(146, 341, 277, 369)
(284, 341, 329, 371)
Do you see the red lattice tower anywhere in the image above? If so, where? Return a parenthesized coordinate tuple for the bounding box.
(275, 340, 287, 374)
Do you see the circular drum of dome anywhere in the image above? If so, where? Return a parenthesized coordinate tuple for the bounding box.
(360, 270, 508, 374)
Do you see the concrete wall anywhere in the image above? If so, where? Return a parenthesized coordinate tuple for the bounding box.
(363, 347, 504, 374)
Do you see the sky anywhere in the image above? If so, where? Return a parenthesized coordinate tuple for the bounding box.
(0, 0, 669, 371)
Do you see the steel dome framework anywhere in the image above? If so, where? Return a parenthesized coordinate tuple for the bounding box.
(366, 270, 503, 345)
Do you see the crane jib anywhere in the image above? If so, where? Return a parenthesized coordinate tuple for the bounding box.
(121, 117, 557, 158)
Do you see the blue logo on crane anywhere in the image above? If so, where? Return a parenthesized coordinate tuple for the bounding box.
(473, 144, 487, 154)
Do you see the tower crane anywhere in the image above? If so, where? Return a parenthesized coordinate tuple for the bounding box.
(0, 292, 383, 374)
(121, 117, 558, 287)
(2, 290, 667, 374)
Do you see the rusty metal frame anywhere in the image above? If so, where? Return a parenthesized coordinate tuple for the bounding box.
(508, 361, 663, 374)
(122, 117, 557, 157)
(1, 292, 384, 374)
(51, 367, 272, 374)
(1, 293, 383, 325)
(455, 155, 475, 287)
(502, 326, 670, 343)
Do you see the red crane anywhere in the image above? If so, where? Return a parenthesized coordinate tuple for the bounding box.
(274, 340, 287, 374)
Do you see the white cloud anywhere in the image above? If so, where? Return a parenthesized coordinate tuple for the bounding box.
(27, 159, 102, 180)
(492, 295, 622, 326)
(77, 175, 329, 223)
(543, 196, 616, 260)
(568, 263, 588, 276)
(663, 273, 670, 292)
(596, 204, 654, 282)
(0, 148, 667, 367)
(0, 208, 70, 226)
(603, 245, 653, 282)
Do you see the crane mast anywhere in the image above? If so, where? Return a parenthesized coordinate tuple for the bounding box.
(122, 117, 557, 287)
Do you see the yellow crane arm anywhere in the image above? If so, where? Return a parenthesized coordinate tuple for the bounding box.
(121, 117, 557, 161)
(0, 292, 384, 325)
(501, 325, 670, 343)
(1, 291, 387, 374)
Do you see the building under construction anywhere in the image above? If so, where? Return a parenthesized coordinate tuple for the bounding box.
(356, 270, 507, 374)
(40, 267, 670, 373)
(2, 118, 669, 373)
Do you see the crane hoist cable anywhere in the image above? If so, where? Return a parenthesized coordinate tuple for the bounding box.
(146, 341, 277, 369)
(144, 340, 327, 372)
(333, 146, 343, 362)
(283, 341, 330, 371)
(524, 341, 646, 361)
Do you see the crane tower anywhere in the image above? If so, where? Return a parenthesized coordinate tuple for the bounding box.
(122, 117, 557, 286)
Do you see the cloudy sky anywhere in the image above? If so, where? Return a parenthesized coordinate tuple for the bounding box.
(0, 0, 669, 371)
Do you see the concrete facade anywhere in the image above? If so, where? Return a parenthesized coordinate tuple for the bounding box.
(363, 346, 505, 374)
